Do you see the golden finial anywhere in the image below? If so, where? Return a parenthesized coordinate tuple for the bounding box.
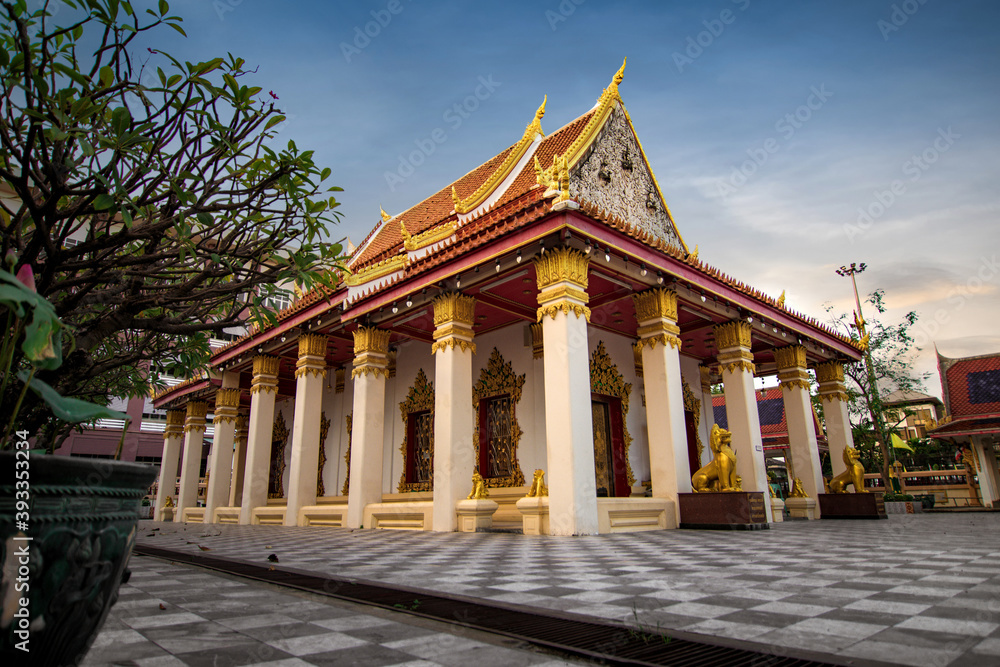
(525, 95, 546, 138)
(613, 57, 627, 86)
(689, 245, 699, 261)
(399, 220, 411, 242)
(451, 185, 461, 208)
(293, 283, 304, 299)
(777, 290, 786, 307)
(379, 206, 391, 222)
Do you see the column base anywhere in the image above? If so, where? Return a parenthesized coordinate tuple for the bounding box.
(678, 492, 769, 530)
(785, 496, 817, 520)
(770, 497, 785, 522)
(818, 493, 887, 519)
(456, 498, 499, 532)
(516, 497, 550, 535)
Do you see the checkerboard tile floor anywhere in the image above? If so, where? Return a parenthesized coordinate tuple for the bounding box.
(129, 513, 1000, 667)
(82, 556, 590, 666)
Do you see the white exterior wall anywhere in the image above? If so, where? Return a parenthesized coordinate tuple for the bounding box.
(587, 329, 650, 489)
(382, 340, 435, 494)
(472, 326, 543, 480)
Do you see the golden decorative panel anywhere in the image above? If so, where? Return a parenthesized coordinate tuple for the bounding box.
(343, 254, 407, 287)
(186, 401, 208, 419)
(165, 409, 186, 427)
(353, 326, 391, 356)
(632, 288, 678, 323)
(632, 341, 643, 378)
(530, 323, 544, 359)
(774, 345, 807, 371)
(535, 248, 589, 291)
(298, 333, 328, 358)
(398, 369, 435, 493)
(815, 361, 845, 384)
(473, 348, 526, 488)
(316, 411, 330, 497)
(253, 355, 280, 377)
(592, 402, 612, 495)
(215, 388, 242, 410)
(341, 413, 353, 496)
(682, 380, 704, 463)
(713, 320, 753, 350)
(589, 341, 635, 486)
(403, 219, 457, 251)
(268, 411, 289, 499)
(433, 293, 476, 327)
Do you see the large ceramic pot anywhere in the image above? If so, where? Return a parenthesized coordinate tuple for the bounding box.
(0, 451, 158, 666)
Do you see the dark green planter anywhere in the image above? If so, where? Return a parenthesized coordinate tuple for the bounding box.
(0, 452, 158, 666)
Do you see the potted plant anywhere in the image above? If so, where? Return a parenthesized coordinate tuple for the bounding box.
(1, 264, 158, 665)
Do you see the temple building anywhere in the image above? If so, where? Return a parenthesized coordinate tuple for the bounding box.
(928, 349, 1000, 508)
(151, 62, 865, 534)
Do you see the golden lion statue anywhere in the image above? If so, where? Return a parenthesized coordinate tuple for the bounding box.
(526, 469, 548, 497)
(828, 446, 867, 494)
(467, 472, 489, 500)
(789, 478, 809, 498)
(692, 424, 740, 492)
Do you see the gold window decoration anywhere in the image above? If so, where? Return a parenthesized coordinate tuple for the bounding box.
(398, 369, 435, 492)
(316, 411, 330, 496)
(268, 411, 289, 499)
(341, 413, 352, 496)
(589, 341, 635, 486)
(473, 348, 526, 488)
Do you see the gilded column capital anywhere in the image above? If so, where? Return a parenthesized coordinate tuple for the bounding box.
(431, 293, 477, 355)
(699, 366, 713, 393)
(352, 326, 391, 356)
(334, 368, 345, 393)
(164, 409, 185, 438)
(713, 320, 753, 350)
(535, 247, 589, 291)
(815, 360, 849, 402)
(184, 400, 208, 433)
(775, 345, 810, 391)
(632, 288, 678, 323)
(251, 354, 280, 395)
(530, 323, 544, 359)
(298, 333, 329, 358)
(213, 388, 242, 424)
(235, 414, 249, 438)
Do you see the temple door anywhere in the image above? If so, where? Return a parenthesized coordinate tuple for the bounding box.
(592, 395, 629, 497)
(685, 410, 700, 477)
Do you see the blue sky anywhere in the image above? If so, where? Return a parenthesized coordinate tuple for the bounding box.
(97, 0, 1000, 395)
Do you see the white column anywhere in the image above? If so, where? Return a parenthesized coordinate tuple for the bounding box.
(204, 383, 241, 522)
(155, 409, 185, 521)
(346, 327, 391, 528)
(239, 355, 279, 525)
(776, 345, 823, 512)
(285, 333, 328, 526)
(175, 400, 208, 522)
(633, 288, 690, 525)
(229, 415, 248, 508)
(715, 321, 772, 521)
(536, 248, 597, 536)
(432, 294, 476, 532)
(817, 361, 855, 488)
(972, 436, 999, 507)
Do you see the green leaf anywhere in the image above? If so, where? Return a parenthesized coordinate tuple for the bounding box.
(93, 194, 115, 210)
(195, 212, 213, 226)
(99, 65, 115, 88)
(264, 115, 286, 131)
(167, 22, 186, 37)
(111, 106, 132, 135)
(22, 309, 63, 370)
(159, 0, 169, 15)
(18, 372, 127, 424)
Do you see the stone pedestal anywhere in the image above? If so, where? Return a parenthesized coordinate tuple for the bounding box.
(456, 498, 499, 533)
(770, 496, 785, 522)
(785, 496, 817, 520)
(516, 496, 550, 535)
(677, 492, 769, 530)
(818, 493, 887, 519)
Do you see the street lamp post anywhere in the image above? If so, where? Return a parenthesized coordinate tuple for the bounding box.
(836, 263, 894, 491)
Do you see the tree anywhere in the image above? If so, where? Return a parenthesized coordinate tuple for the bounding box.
(0, 0, 343, 449)
(825, 289, 930, 487)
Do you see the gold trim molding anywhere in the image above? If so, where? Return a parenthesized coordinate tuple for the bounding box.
(634, 332, 681, 351)
(535, 248, 589, 291)
(537, 301, 591, 323)
(452, 96, 546, 214)
(398, 369, 435, 493)
(351, 366, 390, 380)
(590, 341, 635, 487)
(344, 254, 408, 287)
(403, 220, 457, 251)
(431, 338, 477, 355)
(473, 348, 526, 488)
